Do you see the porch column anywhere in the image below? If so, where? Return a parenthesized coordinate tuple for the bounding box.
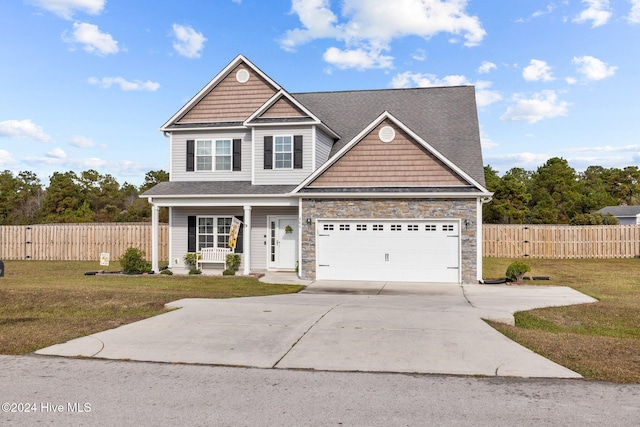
(243, 205, 252, 275)
(150, 202, 159, 273)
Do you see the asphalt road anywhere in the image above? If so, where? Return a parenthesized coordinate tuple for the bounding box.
(1, 355, 638, 426)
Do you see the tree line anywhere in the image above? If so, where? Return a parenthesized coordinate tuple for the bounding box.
(2, 158, 638, 226)
(0, 169, 169, 225)
(484, 157, 640, 224)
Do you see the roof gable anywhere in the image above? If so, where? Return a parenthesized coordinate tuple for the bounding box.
(161, 55, 280, 129)
(308, 119, 468, 188)
(292, 86, 486, 186)
(294, 112, 487, 193)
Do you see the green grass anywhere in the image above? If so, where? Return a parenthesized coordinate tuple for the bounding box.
(484, 258, 640, 383)
(0, 261, 303, 355)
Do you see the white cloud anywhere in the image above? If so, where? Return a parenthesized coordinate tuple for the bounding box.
(559, 144, 640, 153)
(0, 119, 52, 142)
(572, 55, 617, 80)
(0, 149, 13, 165)
(70, 135, 97, 148)
(88, 77, 160, 91)
(478, 61, 496, 74)
(474, 81, 503, 107)
(500, 90, 571, 123)
(532, 3, 557, 18)
(390, 72, 501, 107)
(484, 152, 551, 170)
(26, 0, 105, 20)
(573, 0, 612, 27)
(172, 24, 206, 59)
(25, 154, 107, 169)
(412, 49, 427, 61)
(522, 59, 555, 82)
(280, 0, 486, 70)
(323, 46, 393, 70)
(46, 148, 67, 159)
(629, 0, 640, 23)
(66, 22, 119, 56)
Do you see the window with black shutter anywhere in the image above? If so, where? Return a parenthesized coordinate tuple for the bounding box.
(233, 138, 242, 171)
(264, 136, 273, 169)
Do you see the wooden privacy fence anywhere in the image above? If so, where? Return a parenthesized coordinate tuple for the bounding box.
(1, 223, 639, 261)
(0, 223, 168, 261)
(483, 224, 640, 259)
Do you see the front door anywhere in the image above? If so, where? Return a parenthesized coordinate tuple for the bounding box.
(269, 216, 298, 270)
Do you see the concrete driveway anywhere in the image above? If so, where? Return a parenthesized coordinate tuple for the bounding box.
(36, 279, 597, 379)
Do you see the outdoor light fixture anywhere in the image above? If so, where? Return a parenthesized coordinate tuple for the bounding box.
(464, 219, 471, 228)
(306, 218, 312, 225)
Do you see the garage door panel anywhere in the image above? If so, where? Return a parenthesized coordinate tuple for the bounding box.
(316, 220, 460, 283)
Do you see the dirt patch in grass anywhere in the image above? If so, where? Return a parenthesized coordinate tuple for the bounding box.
(0, 261, 303, 355)
(484, 258, 640, 383)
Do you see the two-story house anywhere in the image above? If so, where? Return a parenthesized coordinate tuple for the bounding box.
(142, 54, 492, 284)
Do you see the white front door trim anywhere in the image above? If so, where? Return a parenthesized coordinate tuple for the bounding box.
(267, 215, 299, 270)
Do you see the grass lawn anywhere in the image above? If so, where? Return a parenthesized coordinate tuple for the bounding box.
(0, 261, 303, 355)
(484, 258, 640, 383)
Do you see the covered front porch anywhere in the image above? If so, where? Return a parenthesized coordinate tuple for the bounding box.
(146, 195, 301, 276)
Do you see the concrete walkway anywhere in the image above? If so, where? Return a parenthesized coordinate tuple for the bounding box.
(36, 277, 597, 379)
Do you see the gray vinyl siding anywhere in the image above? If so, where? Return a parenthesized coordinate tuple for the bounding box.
(253, 126, 314, 185)
(315, 129, 334, 169)
(170, 130, 252, 181)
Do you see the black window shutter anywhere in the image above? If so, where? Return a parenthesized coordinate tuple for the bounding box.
(187, 216, 197, 252)
(235, 216, 244, 254)
(264, 136, 273, 169)
(294, 135, 303, 169)
(186, 140, 195, 172)
(232, 139, 242, 171)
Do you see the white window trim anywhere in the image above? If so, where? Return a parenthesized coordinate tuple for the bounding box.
(273, 135, 293, 170)
(196, 215, 233, 250)
(195, 139, 233, 172)
(214, 139, 232, 172)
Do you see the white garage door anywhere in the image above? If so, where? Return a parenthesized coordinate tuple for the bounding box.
(317, 220, 460, 283)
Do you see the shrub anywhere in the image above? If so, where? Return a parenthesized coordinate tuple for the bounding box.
(505, 261, 531, 284)
(188, 268, 202, 275)
(119, 247, 152, 274)
(160, 269, 173, 275)
(183, 252, 201, 268)
(226, 254, 241, 271)
(222, 268, 235, 276)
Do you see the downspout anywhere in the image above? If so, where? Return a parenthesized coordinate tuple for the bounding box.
(477, 196, 493, 283)
(150, 199, 159, 273)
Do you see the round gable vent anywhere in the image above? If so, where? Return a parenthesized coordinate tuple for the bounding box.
(378, 125, 396, 143)
(236, 69, 250, 83)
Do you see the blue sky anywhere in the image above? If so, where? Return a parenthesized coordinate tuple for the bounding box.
(1, 0, 639, 186)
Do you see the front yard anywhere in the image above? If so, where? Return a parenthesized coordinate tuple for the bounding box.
(0, 258, 638, 383)
(0, 261, 303, 355)
(484, 258, 640, 383)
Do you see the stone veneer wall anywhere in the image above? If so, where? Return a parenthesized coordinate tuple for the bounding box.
(300, 198, 478, 283)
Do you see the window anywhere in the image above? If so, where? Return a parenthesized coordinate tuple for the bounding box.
(407, 225, 419, 231)
(390, 224, 402, 231)
(196, 140, 212, 171)
(425, 224, 437, 231)
(197, 216, 232, 250)
(443, 224, 454, 231)
(356, 224, 367, 231)
(215, 139, 232, 171)
(323, 224, 334, 231)
(195, 139, 232, 171)
(339, 224, 350, 231)
(372, 224, 384, 231)
(274, 135, 292, 169)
